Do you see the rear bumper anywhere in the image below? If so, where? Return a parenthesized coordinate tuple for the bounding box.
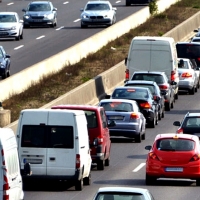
(109, 129, 140, 138)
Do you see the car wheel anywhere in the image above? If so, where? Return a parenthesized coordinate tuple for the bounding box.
(175, 92, 178, 100)
(2, 72, 7, 79)
(135, 132, 142, 143)
(75, 178, 83, 191)
(24, 24, 29, 28)
(146, 174, 157, 185)
(196, 178, 200, 186)
(198, 80, 200, 89)
(165, 102, 171, 111)
(155, 112, 158, 125)
(149, 117, 155, 128)
(162, 109, 165, 118)
(126, 0, 131, 6)
(142, 131, 145, 140)
(171, 100, 174, 109)
(20, 31, 23, 39)
(105, 156, 110, 166)
(189, 87, 195, 95)
(83, 173, 91, 185)
(195, 85, 198, 92)
(97, 160, 104, 170)
(15, 34, 20, 41)
(81, 22, 87, 28)
(7, 70, 10, 77)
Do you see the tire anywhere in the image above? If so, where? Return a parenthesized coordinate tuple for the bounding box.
(171, 101, 174, 109)
(75, 178, 83, 191)
(126, 0, 131, 6)
(148, 117, 155, 128)
(146, 174, 157, 185)
(97, 160, 104, 170)
(105, 157, 110, 166)
(135, 132, 142, 143)
(7, 70, 10, 77)
(175, 92, 178, 100)
(15, 34, 20, 41)
(2, 72, 7, 79)
(20, 31, 23, 39)
(83, 173, 91, 185)
(162, 109, 165, 118)
(165, 102, 171, 111)
(24, 25, 29, 28)
(189, 87, 195, 95)
(195, 86, 198, 92)
(81, 22, 87, 28)
(142, 131, 145, 140)
(196, 178, 200, 186)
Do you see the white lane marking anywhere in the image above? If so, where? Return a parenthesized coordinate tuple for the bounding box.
(132, 163, 146, 172)
(56, 26, 64, 31)
(74, 19, 81, 22)
(63, 1, 69, 4)
(14, 45, 24, 50)
(116, 1, 121, 3)
(36, 35, 45, 40)
(7, 3, 14, 5)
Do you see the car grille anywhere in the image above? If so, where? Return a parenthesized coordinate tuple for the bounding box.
(0, 32, 9, 36)
(90, 16, 103, 19)
(31, 16, 44, 19)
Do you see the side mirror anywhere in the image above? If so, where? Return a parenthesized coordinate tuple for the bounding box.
(93, 138, 98, 146)
(171, 81, 177, 85)
(5, 54, 10, 58)
(108, 120, 116, 127)
(112, 7, 117, 11)
(80, 8, 84, 12)
(22, 9, 26, 12)
(173, 121, 181, 126)
(125, 57, 127, 65)
(23, 163, 31, 176)
(105, 94, 111, 99)
(194, 29, 199, 33)
(145, 145, 152, 151)
(53, 8, 57, 11)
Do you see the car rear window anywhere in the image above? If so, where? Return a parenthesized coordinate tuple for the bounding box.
(100, 102, 133, 112)
(21, 125, 74, 148)
(183, 117, 200, 127)
(125, 84, 155, 95)
(132, 74, 164, 84)
(156, 139, 194, 151)
(112, 88, 149, 99)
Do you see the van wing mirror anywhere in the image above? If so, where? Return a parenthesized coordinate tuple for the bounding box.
(105, 94, 111, 99)
(145, 145, 152, 151)
(23, 163, 31, 176)
(173, 121, 181, 126)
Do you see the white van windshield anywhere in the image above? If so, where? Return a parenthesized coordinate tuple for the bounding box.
(21, 125, 74, 148)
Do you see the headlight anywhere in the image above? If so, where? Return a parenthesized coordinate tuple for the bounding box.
(0, 65, 5, 69)
(11, 26, 16, 30)
(24, 15, 30, 19)
(82, 15, 89, 19)
(44, 13, 54, 19)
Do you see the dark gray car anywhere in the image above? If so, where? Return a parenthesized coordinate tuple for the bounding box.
(22, 1, 57, 28)
(0, 46, 11, 79)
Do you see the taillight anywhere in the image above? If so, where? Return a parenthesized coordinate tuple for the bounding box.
(149, 152, 159, 160)
(159, 84, 169, 90)
(181, 72, 192, 78)
(197, 58, 200, 61)
(130, 113, 139, 119)
(3, 175, 9, 200)
(125, 69, 129, 80)
(140, 102, 151, 109)
(97, 137, 103, 144)
(190, 154, 200, 162)
(176, 128, 183, 134)
(171, 70, 176, 81)
(76, 154, 80, 169)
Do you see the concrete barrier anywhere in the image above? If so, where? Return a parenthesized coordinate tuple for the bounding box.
(0, 0, 178, 102)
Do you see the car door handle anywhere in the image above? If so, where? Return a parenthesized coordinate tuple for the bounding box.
(50, 157, 55, 161)
(81, 146, 85, 149)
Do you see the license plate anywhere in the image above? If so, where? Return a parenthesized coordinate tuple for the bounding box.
(108, 116, 123, 120)
(165, 167, 183, 172)
(0, 32, 7, 35)
(34, 20, 42, 22)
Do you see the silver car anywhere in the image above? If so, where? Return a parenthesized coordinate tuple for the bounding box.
(80, 1, 117, 28)
(0, 12, 23, 41)
(178, 58, 198, 94)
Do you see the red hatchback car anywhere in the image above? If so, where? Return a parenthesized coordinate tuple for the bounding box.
(145, 133, 200, 186)
(51, 105, 115, 170)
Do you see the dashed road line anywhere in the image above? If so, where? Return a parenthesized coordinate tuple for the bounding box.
(14, 45, 24, 50)
(132, 163, 146, 172)
(36, 35, 45, 40)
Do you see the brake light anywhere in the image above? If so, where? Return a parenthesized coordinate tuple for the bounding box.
(130, 113, 139, 119)
(76, 154, 80, 169)
(176, 128, 183, 134)
(125, 69, 129, 80)
(171, 70, 176, 81)
(97, 137, 103, 144)
(159, 84, 169, 90)
(181, 72, 192, 78)
(190, 154, 200, 162)
(149, 152, 159, 160)
(140, 102, 151, 109)
(197, 58, 200, 61)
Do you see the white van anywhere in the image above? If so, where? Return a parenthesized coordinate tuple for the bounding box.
(16, 109, 92, 191)
(0, 128, 24, 200)
(125, 36, 179, 99)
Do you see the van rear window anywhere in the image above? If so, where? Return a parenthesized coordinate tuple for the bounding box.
(21, 125, 74, 148)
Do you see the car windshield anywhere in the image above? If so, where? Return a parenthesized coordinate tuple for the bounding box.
(85, 3, 110, 11)
(100, 102, 133, 112)
(183, 117, 200, 127)
(132, 74, 164, 84)
(112, 88, 149, 100)
(156, 139, 195, 151)
(28, 4, 51, 11)
(95, 192, 146, 200)
(0, 15, 16, 23)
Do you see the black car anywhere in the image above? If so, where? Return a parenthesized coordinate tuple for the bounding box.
(125, 0, 152, 6)
(0, 46, 11, 79)
(130, 71, 176, 111)
(124, 80, 165, 120)
(106, 86, 159, 128)
(173, 112, 200, 138)
(22, 1, 57, 28)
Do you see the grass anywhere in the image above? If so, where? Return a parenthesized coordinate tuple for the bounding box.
(2, 0, 200, 123)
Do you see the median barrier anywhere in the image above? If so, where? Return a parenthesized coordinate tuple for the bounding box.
(0, 0, 178, 102)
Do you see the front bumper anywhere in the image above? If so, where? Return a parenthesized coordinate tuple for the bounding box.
(81, 18, 112, 25)
(24, 19, 54, 26)
(0, 30, 19, 38)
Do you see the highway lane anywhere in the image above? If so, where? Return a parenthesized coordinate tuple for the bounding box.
(23, 90, 200, 200)
(0, 0, 146, 74)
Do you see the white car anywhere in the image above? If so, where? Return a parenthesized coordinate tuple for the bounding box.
(93, 187, 155, 200)
(80, 1, 117, 28)
(0, 12, 23, 40)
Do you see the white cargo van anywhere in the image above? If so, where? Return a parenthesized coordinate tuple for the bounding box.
(0, 128, 24, 200)
(125, 36, 179, 99)
(16, 109, 92, 191)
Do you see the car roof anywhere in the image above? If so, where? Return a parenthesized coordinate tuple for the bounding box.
(177, 58, 190, 61)
(51, 104, 102, 111)
(176, 42, 200, 45)
(155, 133, 199, 141)
(87, 1, 110, 4)
(133, 36, 174, 42)
(125, 80, 157, 85)
(185, 112, 200, 117)
(0, 12, 17, 15)
(97, 187, 149, 194)
(133, 71, 165, 75)
(100, 99, 137, 104)
(29, 1, 51, 4)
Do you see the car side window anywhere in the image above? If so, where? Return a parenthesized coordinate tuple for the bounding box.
(100, 110, 107, 128)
